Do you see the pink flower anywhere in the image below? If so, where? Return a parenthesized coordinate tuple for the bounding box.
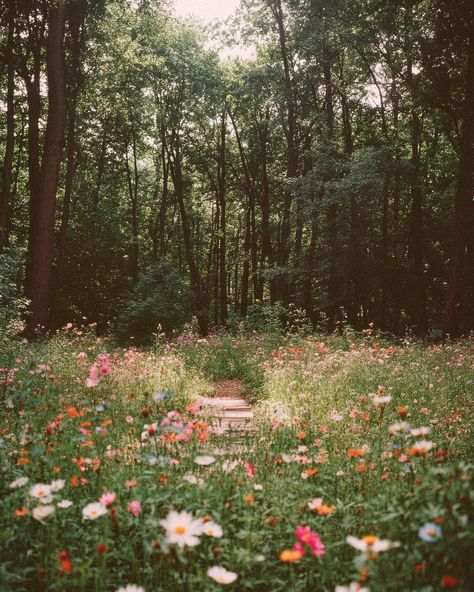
(128, 500, 142, 517)
(295, 525, 325, 557)
(86, 366, 100, 388)
(99, 492, 116, 506)
(100, 364, 110, 376)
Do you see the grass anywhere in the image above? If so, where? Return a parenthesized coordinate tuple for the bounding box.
(0, 328, 473, 591)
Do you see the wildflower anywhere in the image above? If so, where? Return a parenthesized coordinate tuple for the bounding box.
(388, 422, 410, 436)
(50, 479, 65, 492)
(410, 427, 431, 437)
(97, 543, 107, 553)
(201, 520, 223, 538)
(301, 467, 319, 479)
(15, 507, 28, 517)
(279, 547, 305, 562)
(244, 494, 255, 504)
(308, 498, 336, 515)
(408, 440, 434, 456)
(9, 476, 29, 489)
(335, 583, 369, 592)
(32, 505, 55, 522)
(82, 502, 107, 520)
(59, 550, 73, 574)
(128, 500, 142, 517)
(395, 406, 408, 416)
(254, 484, 263, 491)
(418, 522, 442, 542)
(86, 366, 100, 388)
(207, 566, 238, 584)
(29, 484, 53, 504)
(194, 455, 216, 466)
(160, 510, 203, 548)
(57, 500, 73, 509)
(347, 449, 365, 458)
(99, 491, 116, 506)
(346, 535, 399, 554)
(295, 526, 325, 556)
(114, 586, 145, 592)
(371, 395, 392, 406)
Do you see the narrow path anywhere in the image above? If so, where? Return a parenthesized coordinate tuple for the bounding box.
(197, 379, 254, 434)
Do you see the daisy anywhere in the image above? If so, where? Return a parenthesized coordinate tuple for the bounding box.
(160, 510, 203, 548)
(418, 522, 442, 542)
(207, 566, 238, 584)
(57, 500, 73, 509)
(9, 476, 29, 489)
(32, 505, 55, 522)
(194, 455, 216, 466)
(29, 483, 53, 504)
(82, 502, 107, 520)
(201, 520, 223, 538)
(346, 535, 400, 553)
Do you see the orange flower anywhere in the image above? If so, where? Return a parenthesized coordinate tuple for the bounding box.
(244, 494, 255, 504)
(347, 448, 365, 458)
(67, 407, 80, 418)
(15, 507, 28, 517)
(356, 464, 368, 473)
(18, 457, 31, 465)
(125, 479, 138, 487)
(302, 468, 319, 477)
(314, 504, 336, 516)
(70, 475, 79, 487)
(396, 407, 408, 417)
(280, 548, 304, 562)
(296, 432, 307, 440)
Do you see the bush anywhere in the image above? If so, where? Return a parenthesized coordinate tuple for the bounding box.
(116, 261, 191, 344)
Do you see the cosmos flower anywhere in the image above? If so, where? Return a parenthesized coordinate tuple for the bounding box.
(160, 510, 203, 548)
(29, 484, 53, 504)
(128, 500, 142, 517)
(82, 502, 107, 520)
(346, 535, 400, 553)
(9, 476, 29, 489)
(50, 479, 65, 492)
(207, 566, 238, 584)
(408, 440, 434, 456)
(418, 522, 442, 542)
(99, 492, 116, 506)
(200, 520, 223, 538)
(32, 505, 55, 522)
(57, 499, 73, 509)
(194, 455, 216, 466)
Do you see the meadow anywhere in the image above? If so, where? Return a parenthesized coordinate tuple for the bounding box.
(0, 326, 473, 592)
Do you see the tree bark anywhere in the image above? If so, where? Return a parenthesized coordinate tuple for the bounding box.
(27, 3, 68, 332)
(443, 34, 474, 335)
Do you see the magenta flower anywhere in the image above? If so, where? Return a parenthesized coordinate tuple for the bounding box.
(295, 525, 325, 557)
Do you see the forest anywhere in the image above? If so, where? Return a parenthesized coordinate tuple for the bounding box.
(1, 0, 473, 342)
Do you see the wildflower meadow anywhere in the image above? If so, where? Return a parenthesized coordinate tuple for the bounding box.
(1, 327, 472, 591)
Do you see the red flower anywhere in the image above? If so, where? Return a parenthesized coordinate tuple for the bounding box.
(442, 576, 461, 587)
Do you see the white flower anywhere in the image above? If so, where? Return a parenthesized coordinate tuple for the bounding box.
(371, 395, 392, 406)
(32, 505, 55, 522)
(346, 535, 400, 553)
(82, 502, 107, 520)
(335, 583, 369, 592)
(183, 474, 199, 484)
(388, 422, 410, 435)
(58, 499, 73, 509)
(114, 586, 145, 592)
(160, 510, 203, 548)
(221, 460, 239, 473)
(194, 455, 216, 466)
(308, 497, 323, 510)
(330, 411, 344, 421)
(410, 427, 431, 437)
(29, 483, 53, 503)
(253, 484, 263, 491)
(207, 566, 238, 584)
(9, 476, 29, 489)
(200, 520, 223, 538)
(50, 479, 65, 492)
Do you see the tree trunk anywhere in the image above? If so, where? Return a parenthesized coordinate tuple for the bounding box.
(443, 34, 474, 335)
(218, 109, 228, 324)
(0, 2, 15, 250)
(27, 3, 67, 332)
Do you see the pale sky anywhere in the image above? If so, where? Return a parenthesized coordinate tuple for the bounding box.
(174, 0, 241, 22)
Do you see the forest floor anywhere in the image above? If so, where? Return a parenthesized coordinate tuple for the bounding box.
(0, 330, 473, 591)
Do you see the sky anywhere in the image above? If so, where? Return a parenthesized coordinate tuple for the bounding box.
(173, 0, 255, 59)
(173, 0, 241, 22)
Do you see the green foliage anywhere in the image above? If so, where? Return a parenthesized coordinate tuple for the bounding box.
(0, 248, 28, 342)
(116, 261, 191, 344)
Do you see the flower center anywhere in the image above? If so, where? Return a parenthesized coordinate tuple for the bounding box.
(175, 525, 186, 535)
(363, 535, 377, 547)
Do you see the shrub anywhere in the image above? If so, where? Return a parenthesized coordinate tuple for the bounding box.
(116, 261, 191, 344)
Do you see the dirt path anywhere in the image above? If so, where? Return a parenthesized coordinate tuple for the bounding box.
(197, 379, 254, 434)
